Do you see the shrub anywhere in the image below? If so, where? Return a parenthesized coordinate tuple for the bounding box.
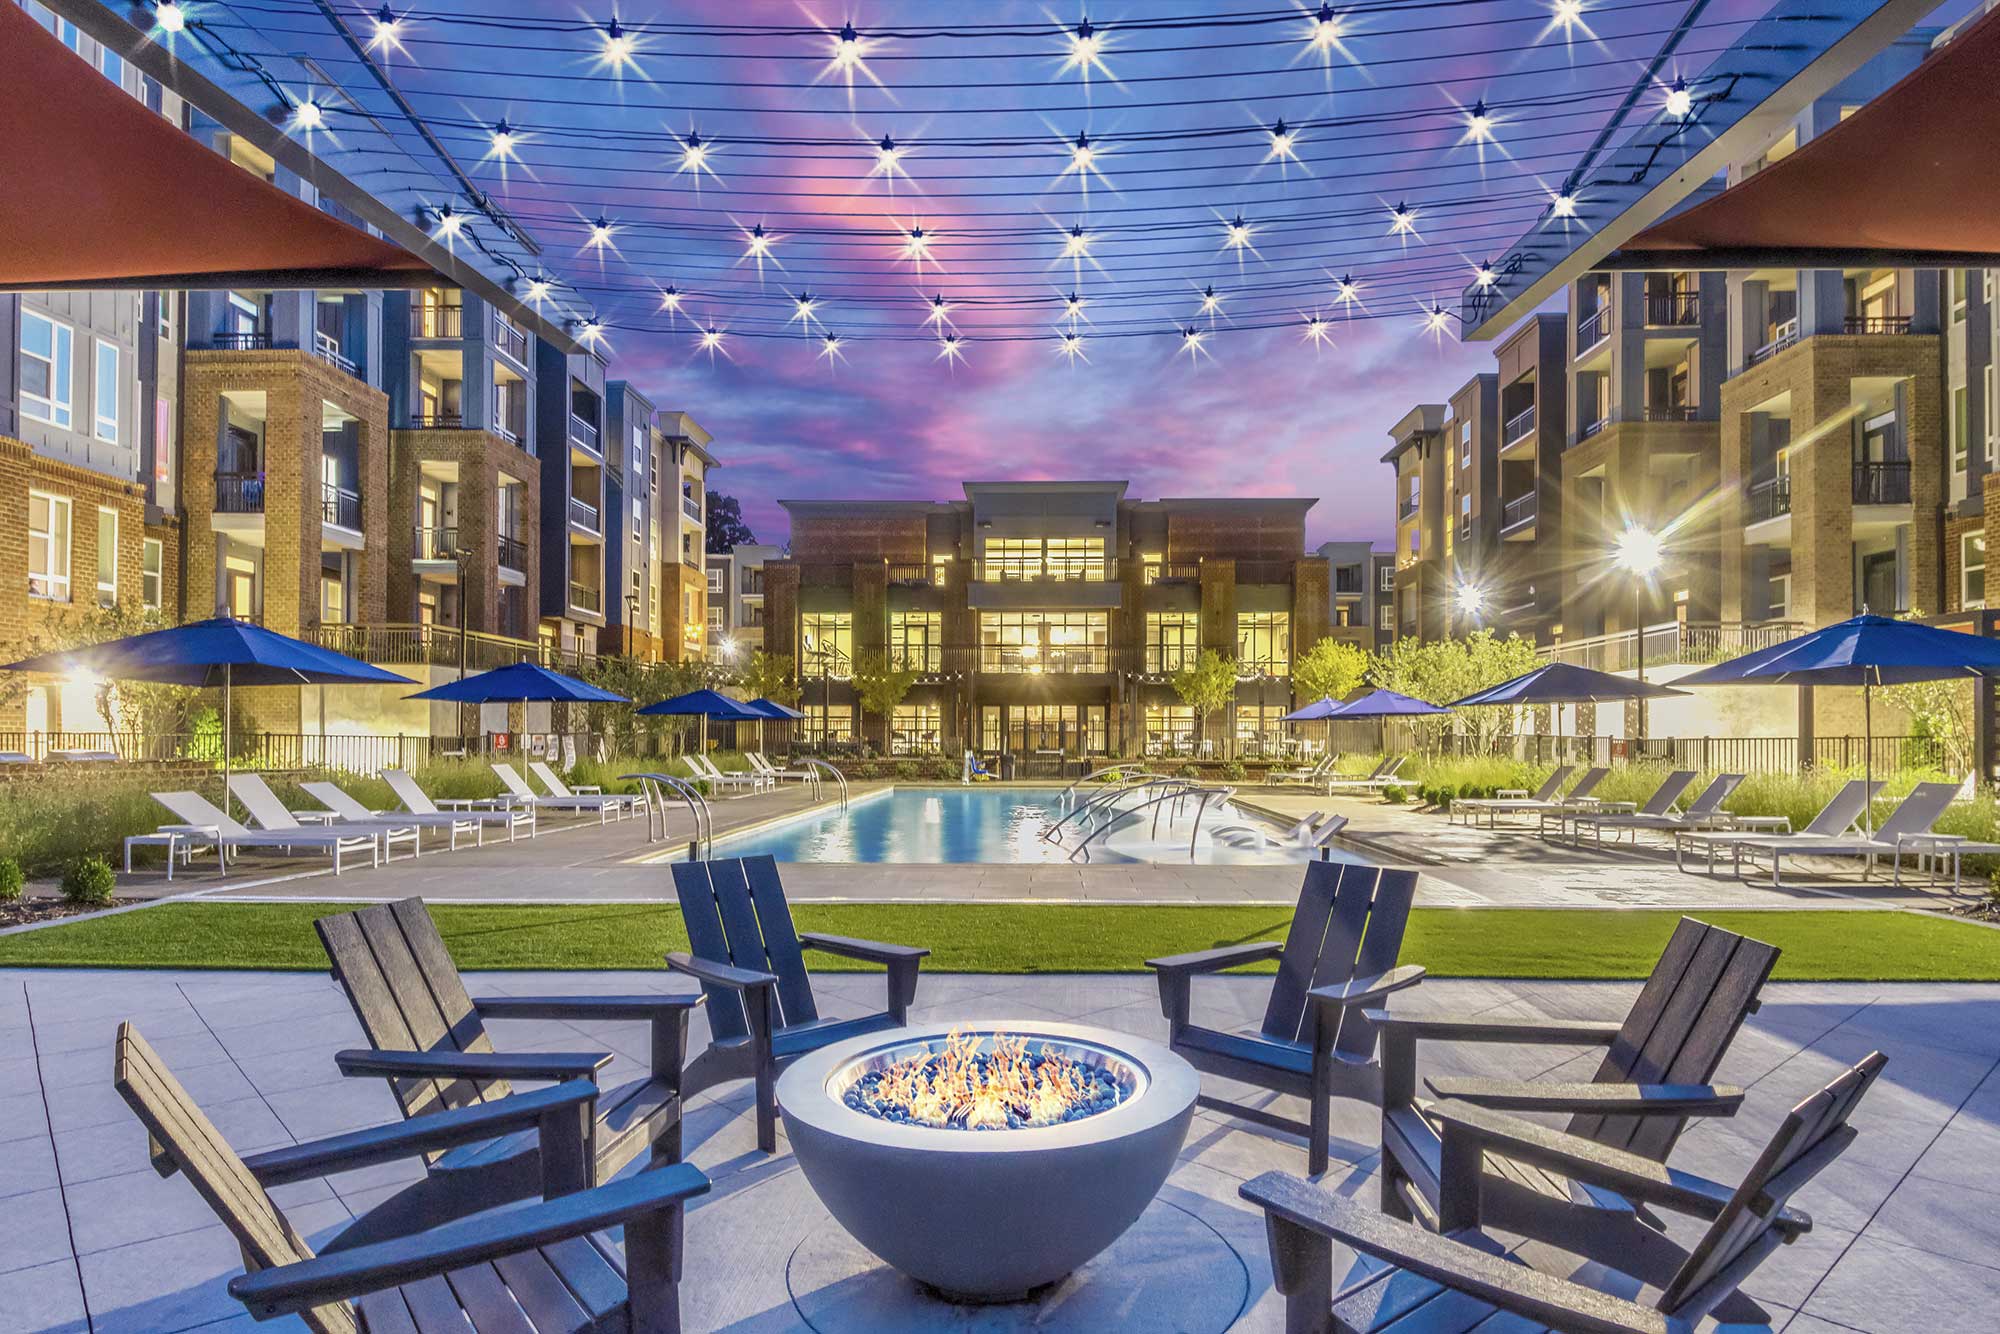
(922, 756, 959, 781)
(1382, 784, 1407, 804)
(1177, 763, 1201, 779)
(894, 760, 921, 780)
(0, 857, 21, 902)
(61, 855, 116, 906)
(1221, 760, 1247, 782)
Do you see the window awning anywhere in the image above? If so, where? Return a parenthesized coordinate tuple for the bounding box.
(0, 1, 437, 291)
(1612, 4, 2000, 270)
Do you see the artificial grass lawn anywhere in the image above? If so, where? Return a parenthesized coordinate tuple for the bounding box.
(0, 902, 1995, 981)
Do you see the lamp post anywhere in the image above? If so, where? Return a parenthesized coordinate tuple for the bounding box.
(625, 591, 641, 659)
(451, 544, 473, 749)
(1613, 525, 1664, 748)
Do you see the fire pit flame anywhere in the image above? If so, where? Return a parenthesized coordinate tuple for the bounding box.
(844, 1028, 1125, 1130)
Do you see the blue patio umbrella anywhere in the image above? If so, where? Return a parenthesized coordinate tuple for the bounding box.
(1, 616, 413, 808)
(1449, 662, 1687, 708)
(1677, 613, 2000, 830)
(1281, 696, 1343, 722)
(747, 698, 807, 720)
(637, 687, 767, 753)
(1326, 689, 1451, 718)
(406, 661, 628, 704)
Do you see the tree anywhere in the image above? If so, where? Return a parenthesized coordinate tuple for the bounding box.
(734, 651, 801, 707)
(1293, 637, 1370, 707)
(0, 602, 195, 735)
(851, 651, 918, 724)
(1170, 649, 1239, 745)
(1368, 628, 1540, 750)
(705, 493, 757, 554)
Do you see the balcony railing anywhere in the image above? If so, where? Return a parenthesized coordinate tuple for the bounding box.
(309, 623, 596, 675)
(322, 482, 360, 531)
(1500, 493, 1536, 531)
(312, 330, 358, 377)
(1844, 314, 1914, 335)
(1749, 476, 1792, 522)
(887, 563, 945, 586)
(1145, 562, 1201, 584)
(209, 330, 271, 351)
(1544, 620, 1805, 673)
(495, 319, 530, 364)
(1575, 307, 1610, 351)
(972, 559, 1113, 583)
(569, 582, 602, 614)
(682, 493, 703, 524)
(1503, 403, 1536, 444)
(569, 413, 600, 451)
(414, 526, 459, 561)
(568, 496, 600, 532)
(1643, 403, 1699, 422)
(214, 471, 264, 514)
(1575, 416, 1609, 443)
(1854, 459, 1911, 506)
(1398, 496, 1419, 519)
(410, 305, 462, 339)
(981, 645, 1109, 673)
(1644, 293, 1700, 326)
(1746, 317, 1800, 368)
(408, 411, 464, 429)
(497, 532, 527, 570)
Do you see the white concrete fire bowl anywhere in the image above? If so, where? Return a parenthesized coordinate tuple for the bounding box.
(776, 1021, 1200, 1302)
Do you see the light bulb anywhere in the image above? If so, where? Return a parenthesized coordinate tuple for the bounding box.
(1665, 77, 1692, 119)
(156, 2, 188, 34)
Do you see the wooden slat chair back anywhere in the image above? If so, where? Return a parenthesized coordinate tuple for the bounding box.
(1570, 916, 1779, 1160)
(114, 1024, 357, 1334)
(671, 855, 819, 1044)
(1260, 861, 1420, 1063)
(316, 900, 511, 1125)
(1661, 1051, 1888, 1315)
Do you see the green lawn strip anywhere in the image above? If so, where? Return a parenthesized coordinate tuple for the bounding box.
(1, 903, 1995, 981)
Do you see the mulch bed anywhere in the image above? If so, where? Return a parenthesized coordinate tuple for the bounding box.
(1948, 898, 2000, 923)
(0, 899, 125, 929)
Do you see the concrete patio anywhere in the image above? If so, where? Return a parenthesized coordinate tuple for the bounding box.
(2, 966, 1994, 1333)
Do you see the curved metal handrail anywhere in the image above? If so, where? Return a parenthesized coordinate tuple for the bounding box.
(620, 771, 714, 859)
(1057, 765, 1149, 808)
(1042, 776, 1193, 844)
(1069, 783, 1232, 863)
(794, 758, 849, 810)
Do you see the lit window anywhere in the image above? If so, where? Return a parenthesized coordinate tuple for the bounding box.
(890, 611, 942, 672)
(1144, 611, 1200, 673)
(142, 537, 163, 610)
(28, 492, 72, 601)
(706, 567, 723, 594)
(1376, 605, 1391, 632)
(890, 703, 942, 755)
(94, 340, 120, 443)
(21, 311, 74, 429)
(1964, 533, 1987, 611)
(978, 611, 1107, 673)
(96, 507, 118, 606)
(1237, 612, 1292, 675)
(801, 612, 853, 677)
(1954, 385, 1971, 473)
(1952, 270, 1969, 322)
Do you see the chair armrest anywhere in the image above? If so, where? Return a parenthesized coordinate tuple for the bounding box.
(228, 1164, 712, 1319)
(334, 1048, 611, 1083)
(665, 952, 778, 992)
(1425, 1079, 1744, 1117)
(473, 993, 705, 1021)
(1364, 1012, 1625, 1046)
(1238, 1171, 1676, 1334)
(1310, 964, 1425, 1010)
(1427, 1099, 1754, 1224)
(1145, 940, 1285, 974)
(798, 933, 931, 965)
(569, 783, 604, 794)
(242, 1080, 600, 1187)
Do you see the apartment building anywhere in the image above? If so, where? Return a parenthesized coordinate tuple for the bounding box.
(534, 338, 609, 660)
(1490, 314, 1569, 637)
(1382, 404, 1446, 643)
(763, 481, 1328, 757)
(657, 412, 714, 665)
(1315, 541, 1394, 653)
(603, 395, 715, 663)
(708, 542, 784, 658)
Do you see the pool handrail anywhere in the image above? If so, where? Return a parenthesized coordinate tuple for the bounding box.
(1042, 776, 1195, 844)
(1069, 783, 1233, 863)
(621, 771, 713, 858)
(1057, 765, 1152, 808)
(793, 758, 849, 810)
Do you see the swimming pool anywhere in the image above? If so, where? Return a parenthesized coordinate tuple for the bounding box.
(706, 785, 1368, 865)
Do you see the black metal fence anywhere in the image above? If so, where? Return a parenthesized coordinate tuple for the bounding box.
(1444, 732, 1947, 774)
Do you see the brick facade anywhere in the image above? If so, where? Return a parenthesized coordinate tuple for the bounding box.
(385, 427, 541, 636)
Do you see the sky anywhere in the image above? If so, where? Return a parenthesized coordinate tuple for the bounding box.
(228, 0, 1817, 547)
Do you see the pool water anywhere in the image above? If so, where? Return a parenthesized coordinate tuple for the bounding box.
(707, 786, 1366, 865)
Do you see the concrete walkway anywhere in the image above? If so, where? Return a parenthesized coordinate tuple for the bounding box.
(1, 968, 1993, 1332)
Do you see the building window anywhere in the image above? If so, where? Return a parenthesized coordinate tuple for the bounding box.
(707, 606, 724, 633)
(801, 612, 853, 677)
(94, 340, 120, 443)
(142, 537, 163, 610)
(1964, 533, 1987, 611)
(979, 611, 1108, 672)
(95, 507, 118, 607)
(29, 492, 72, 601)
(706, 567, 723, 595)
(979, 536, 1105, 581)
(1376, 604, 1391, 632)
(801, 702, 853, 745)
(99, 44, 125, 92)
(631, 425, 646, 479)
(21, 311, 74, 429)
(1237, 703, 1287, 753)
(1988, 364, 1998, 467)
(1144, 611, 1200, 674)
(1379, 564, 1394, 591)
(1954, 385, 1971, 473)
(1238, 612, 1291, 674)
(889, 611, 942, 672)
(891, 703, 942, 754)
(1768, 572, 1791, 621)
(321, 552, 348, 625)
(1952, 270, 1969, 323)
(1406, 527, 1420, 558)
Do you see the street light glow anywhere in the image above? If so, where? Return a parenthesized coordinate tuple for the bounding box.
(1614, 525, 1664, 577)
(1454, 585, 1486, 617)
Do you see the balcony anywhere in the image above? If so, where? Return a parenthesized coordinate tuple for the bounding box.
(311, 330, 358, 377)
(1542, 620, 1803, 673)
(1844, 314, 1914, 335)
(322, 482, 360, 531)
(1643, 403, 1699, 423)
(408, 410, 463, 430)
(1644, 293, 1700, 327)
(888, 563, 945, 587)
(495, 319, 530, 365)
(981, 645, 1109, 674)
(1749, 477, 1791, 522)
(569, 413, 600, 452)
(568, 582, 602, 614)
(214, 471, 264, 514)
(209, 330, 271, 351)
(1503, 403, 1536, 446)
(410, 306, 462, 339)
(1746, 317, 1800, 368)
(568, 496, 600, 532)
(1575, 416, 1609, 443)
(414, 526, 459, 562)
(497, 532, 527, 571)
(1575, 307, 1610, 352)
(1144, 563, 1201, 584)
(1398, 496, 1419, 519)
(682, 493, 703, 524)
(1854, 459, 1911, 506)
(1500, 493, 1537, 533)
(973, 559, 1113, 583)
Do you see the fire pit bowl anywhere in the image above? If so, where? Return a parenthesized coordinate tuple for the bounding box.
(777, 1021, 1200, 1301)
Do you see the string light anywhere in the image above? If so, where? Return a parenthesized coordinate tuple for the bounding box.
(790, 290, 820, 331)
(586, 215, 617, 250)
(830, 22, 864, 72)
(431, 205, 465, 242)
(1664, 77, 1693, 119)
(1060, 17, 1109, 82)
(871, 133, 909, 188)
(1306, 3, 1344, 55)
(1389, 201, 1419, 236)
(936, 333, 967, 367)
(1062, 291, 1088, 325)
(1198, 284, 1224, 319)
(1223, 214, 1256, 253)
(1179, 325, 1210, 365)
(366, 6, 405, 56)
(1301, 313, 1334, 349)
(1332, 273, 1362, 309)
(1473, 260, 1497, 288)
(1551, 190, 1579, 218)
(741, 223, 778, 275)
(819, 332, 845, 367)
(1056, 330, 1088, 365)
(1061, 224, 1093, 261)
(290, 96, 325, 133)
(1420, 302, 1454, 340)
(658, 285, 683, 313)
(487, 120, 519, 162)
(598, 17, 638, 73)
(923, 293, 954, 332)
(154, 2, 188, 35)
(1070, 131, 1095, 172)
(523, 276, 552, 305)
(897, 223, 937, 269)
(1267, 118, 1298, 164)
(1544, 0, 1591, 43)
(1464, 100, 1494, 143)
(697, 325, 728, 362)
(576, 318, 605, 347)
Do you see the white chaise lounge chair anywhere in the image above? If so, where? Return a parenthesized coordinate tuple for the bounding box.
(527, 760, 646, 818)
(1540, 769, 1697, 841)
(1673, 778, 1884, 876)
(1721, 781, 1962, 888)
(1322, 755, 1407, 795)
(1566, 772, 1746, 847)
(381, 768, 537, 841)
(228, 773, 419, 861)
(300, 781, 483, 851)
(151, 791, 380, 874)
(1271, 754, 1334, 786)
(683, 753, 765, 795)
(748, 752, 817, 786)
(489, 762, 629, 823)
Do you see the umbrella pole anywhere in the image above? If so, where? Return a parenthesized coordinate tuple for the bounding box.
(222, 665, 232, 867)
(1864, 680, 1874, 838)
